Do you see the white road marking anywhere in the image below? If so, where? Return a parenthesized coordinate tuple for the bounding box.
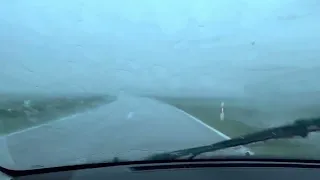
(176, 109, 254, 155)
(6, 113, 80, 137)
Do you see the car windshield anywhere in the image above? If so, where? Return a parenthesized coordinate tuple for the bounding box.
(1, 0, 320, 170)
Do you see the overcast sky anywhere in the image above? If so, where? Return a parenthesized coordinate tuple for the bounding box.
(1, 0, 320, 99)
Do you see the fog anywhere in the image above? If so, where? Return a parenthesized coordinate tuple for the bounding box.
(1, 0, 320, 100)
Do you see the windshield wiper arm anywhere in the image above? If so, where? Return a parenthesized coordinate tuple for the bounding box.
(147, 117, 320, 160)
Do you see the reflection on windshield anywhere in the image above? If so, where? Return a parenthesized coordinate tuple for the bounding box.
(1, 0, 320, 171)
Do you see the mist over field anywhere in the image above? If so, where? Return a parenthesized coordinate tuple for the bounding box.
(1, 0, 320, 97)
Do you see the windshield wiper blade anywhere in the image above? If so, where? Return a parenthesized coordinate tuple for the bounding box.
(147, 117, 320, 161)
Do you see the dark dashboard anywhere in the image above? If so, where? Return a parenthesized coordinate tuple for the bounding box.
(1, 159, 320, 180)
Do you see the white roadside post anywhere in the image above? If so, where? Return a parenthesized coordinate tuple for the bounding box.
(220, 102, 225, 121)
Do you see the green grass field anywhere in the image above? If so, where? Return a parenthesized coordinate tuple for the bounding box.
(152, 96, 320, 159)
(0, 94, 116, 135)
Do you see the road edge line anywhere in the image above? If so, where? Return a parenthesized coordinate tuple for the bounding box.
(176, 109, 254, 155)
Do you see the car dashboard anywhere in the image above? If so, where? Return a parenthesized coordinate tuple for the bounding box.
(1, 159, 320, 180)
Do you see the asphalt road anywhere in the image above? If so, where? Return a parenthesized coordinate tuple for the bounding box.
(1, 94, 320, 170)
(0, 95, 250, 170)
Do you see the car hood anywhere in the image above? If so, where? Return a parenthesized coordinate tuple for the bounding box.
(0, 95, 251, 170)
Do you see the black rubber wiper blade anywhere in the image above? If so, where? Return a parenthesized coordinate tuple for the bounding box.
(147, 117, 320, 161)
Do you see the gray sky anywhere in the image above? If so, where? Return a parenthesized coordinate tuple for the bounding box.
(1, 0, 320, 98)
